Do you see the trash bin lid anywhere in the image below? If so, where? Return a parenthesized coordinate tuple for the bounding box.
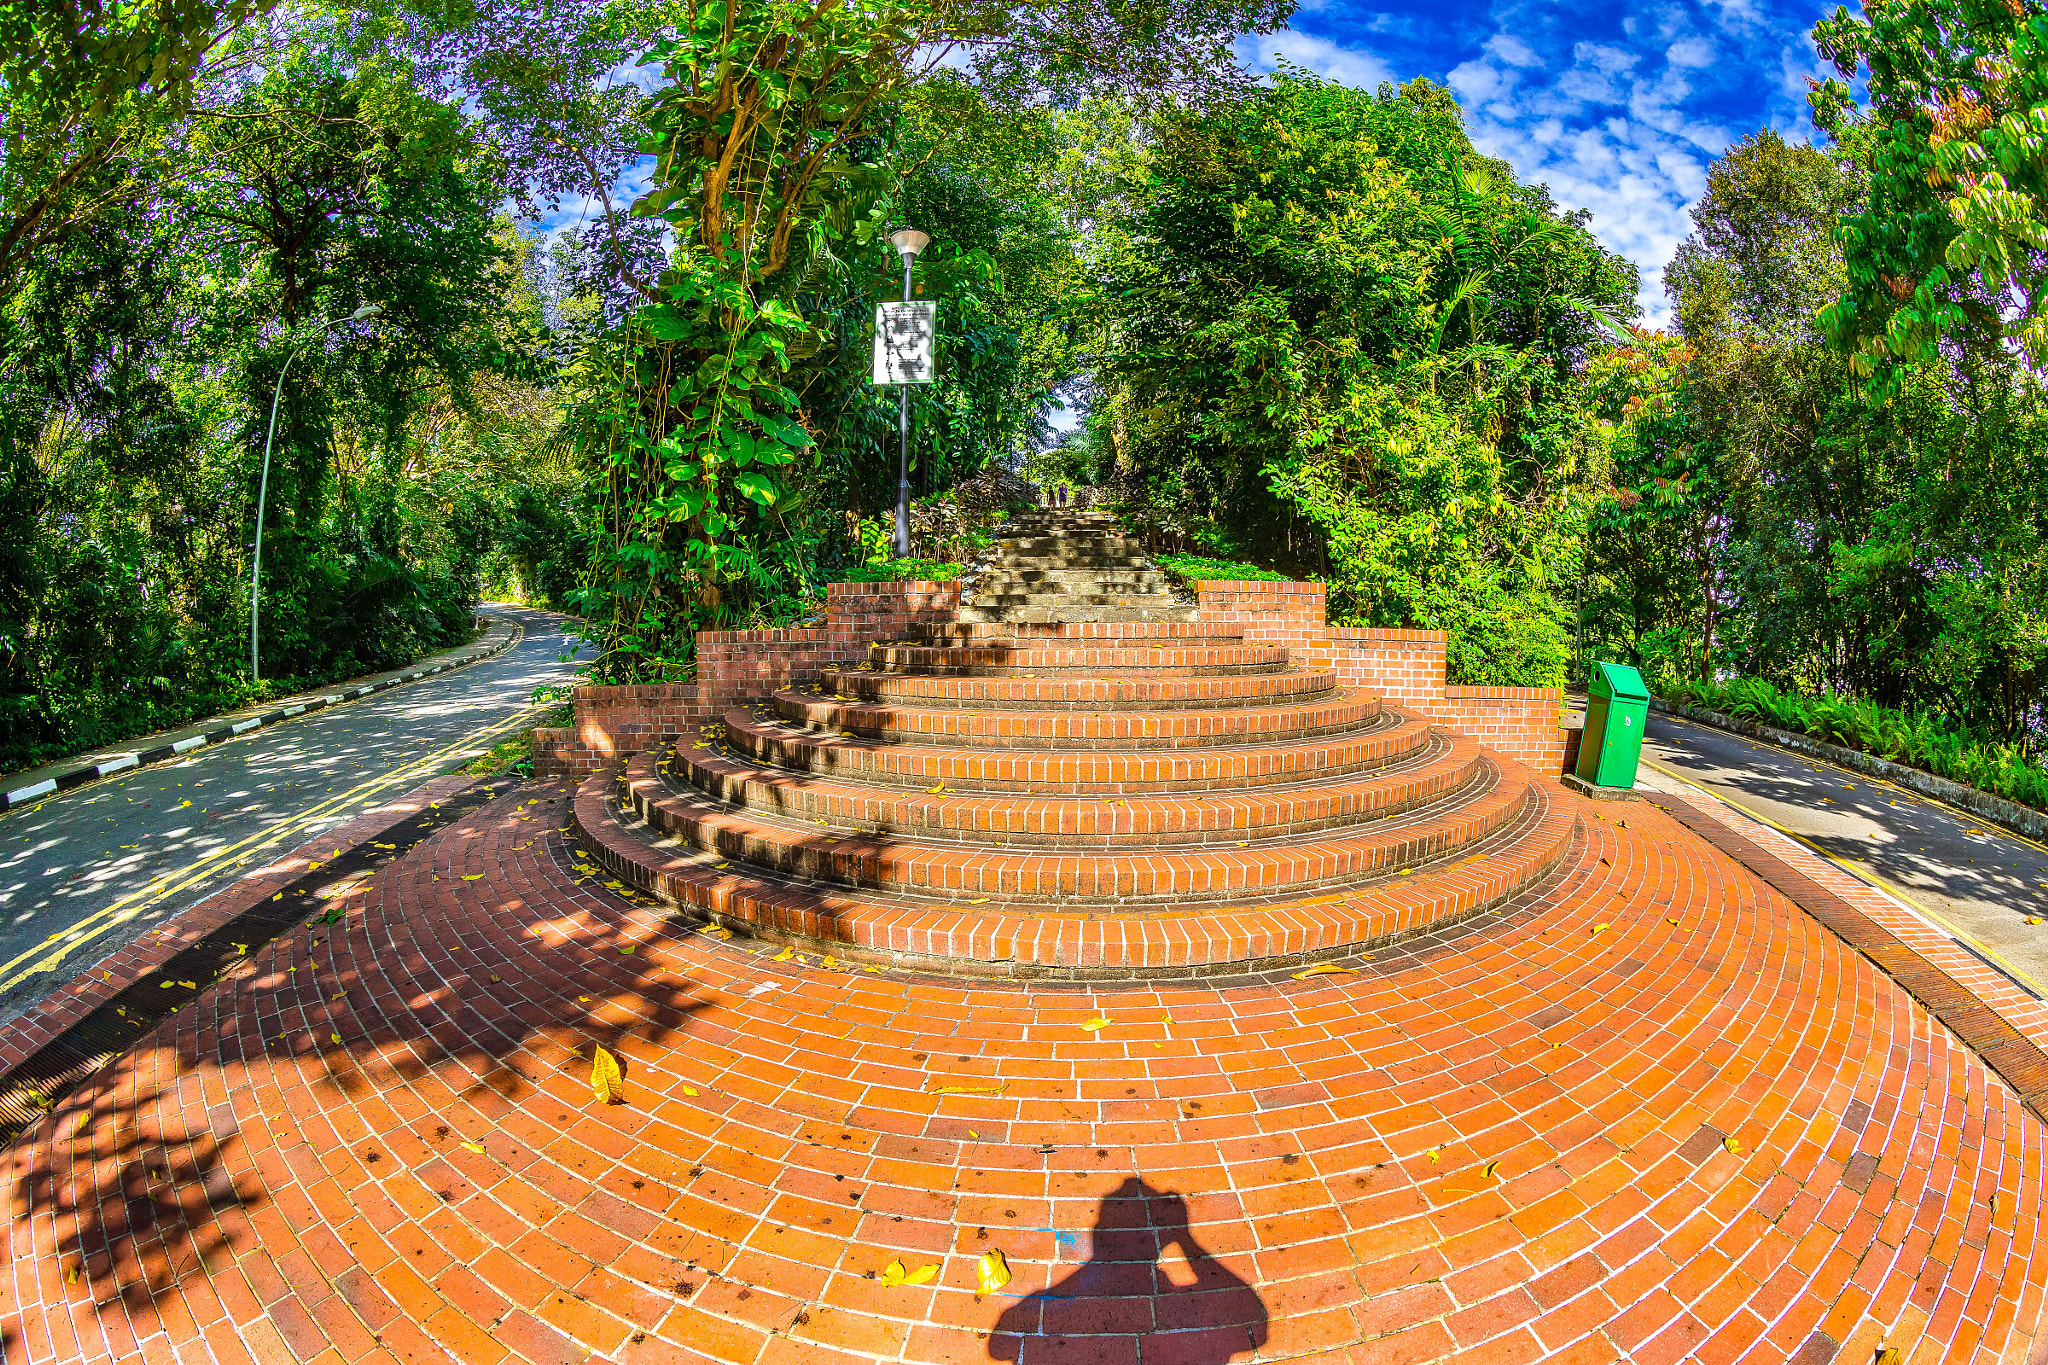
(1590, 661, 1649, 701)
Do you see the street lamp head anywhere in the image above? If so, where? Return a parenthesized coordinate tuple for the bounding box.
(351, 303, 383, 321)
(888, 227, 931, 261)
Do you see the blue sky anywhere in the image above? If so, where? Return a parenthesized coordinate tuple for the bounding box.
(1240, 0, 1839, 324)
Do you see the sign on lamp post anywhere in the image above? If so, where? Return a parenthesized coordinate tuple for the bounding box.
(877, 227, 932, 558)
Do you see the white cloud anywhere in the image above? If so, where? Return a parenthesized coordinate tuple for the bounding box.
(1240, 3, 1839, 329)
(1485, 33, 1543, 68)
(1235, 29, 1396, 91)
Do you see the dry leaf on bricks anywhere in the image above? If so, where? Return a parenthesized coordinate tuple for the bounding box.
(1080, 1016, 1112, 1033)
(591, 1045, 626, 1105)
(1291, 963, 1352, 980)
(877, 1259, 939, 1287)
(977, 1249, 1012, 1295)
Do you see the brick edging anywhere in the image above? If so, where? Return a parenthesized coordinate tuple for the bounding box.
(0, 613, 522, 813)
(1652, 696, 2048, 845)
(0, 773, 489, 1086)
(1655, 791, 2048, 1124)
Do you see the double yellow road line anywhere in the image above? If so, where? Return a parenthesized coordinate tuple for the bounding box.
(1, 658, 545, 994)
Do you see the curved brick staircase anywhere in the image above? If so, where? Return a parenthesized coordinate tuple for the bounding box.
(577, 511, 1582, 977)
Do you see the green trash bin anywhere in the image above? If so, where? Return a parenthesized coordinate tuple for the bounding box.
(1577, 661, 1650, 788)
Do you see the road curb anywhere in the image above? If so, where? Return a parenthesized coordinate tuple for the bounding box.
(1651, 696, 2048, 847)
(0, 614, 522, 815)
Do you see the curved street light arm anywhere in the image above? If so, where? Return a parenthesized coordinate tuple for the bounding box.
(249, 305, 382, 682)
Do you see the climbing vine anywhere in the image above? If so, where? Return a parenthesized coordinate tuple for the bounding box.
(569, 1, 937, 681)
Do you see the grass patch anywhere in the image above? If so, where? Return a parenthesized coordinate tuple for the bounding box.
(1667, 675, 2048, 814)
(837, 558, 963, 583)
(462, 700, 573, 778)
(1155, 553, 1298, 586)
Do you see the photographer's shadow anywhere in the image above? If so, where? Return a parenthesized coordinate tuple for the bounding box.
(991, 1177, 1268, 1363)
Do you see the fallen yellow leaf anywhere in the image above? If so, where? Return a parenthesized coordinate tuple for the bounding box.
(330, 1033, 342, 1045)
(932, 1082, 1005, 1095)
(459, 1141, 485, 1154)
(1080, 1016, 1112, 1033)
(1723, 1136, 1742, 1155)
(591, 1044, 625, 1105)
(772, 946, 796, 962)
(462, 874, 483, 881)
(968, 897, 990, 905)
(1591, 923, 1609, 936)
(977, 1248, 1011, 1295)
(682, 1085, 699, 1097)
(1482, 1160, 1500, 1180)
(67, 1265, 80, 1285)
(1291, 963, 1353, 980)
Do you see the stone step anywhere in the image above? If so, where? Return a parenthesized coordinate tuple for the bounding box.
(864, 642, 1289, 677)
(964, 593, 1190, 613)
(720, 706, 1433, 792)
(977, 555, 1155, 573)
(620, 746, 1535, 900)
(997, 535, 1149, 555)
(573, 760, 1582, 977)
(823, 667, 1336, 710)
(972, 569, 1173, 591)
(769, 687, 1381, 749)
(673, 725, 1478, 842)
(955, 603, 1201, 624)
(904, 621, 1240, 645)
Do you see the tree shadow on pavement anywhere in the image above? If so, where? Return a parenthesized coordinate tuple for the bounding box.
(990, 1177, 1268, 1365)
(0, 778, 711, 1356)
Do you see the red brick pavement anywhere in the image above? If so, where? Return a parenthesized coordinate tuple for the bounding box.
(3, 782, 2044, 1363)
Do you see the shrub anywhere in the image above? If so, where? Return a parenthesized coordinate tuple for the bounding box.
(1667, 676, 2048, 814)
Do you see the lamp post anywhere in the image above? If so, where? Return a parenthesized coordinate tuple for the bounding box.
(250, 303, 381, 683)
(887, 227, 930, 559)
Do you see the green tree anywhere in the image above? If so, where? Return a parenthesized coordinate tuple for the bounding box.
(1089, 71, 1635, 684)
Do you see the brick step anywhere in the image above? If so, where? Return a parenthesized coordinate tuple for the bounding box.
(823, 667, 1335, 710)
(620, 746, 1534, 900)
(669, 727, 1482, 844)
(903, 621, 1241, 644)
(721, 706, 1435, 792)
(574, 763, 1582, 976)
(955, 603, 1200, 624)
(864, 642, 1288, 676)
(769, 686, 1382, 749)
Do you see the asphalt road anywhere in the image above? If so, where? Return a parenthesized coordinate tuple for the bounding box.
(0, 604, 584, 1028)
(1639, 709, 2048, 999)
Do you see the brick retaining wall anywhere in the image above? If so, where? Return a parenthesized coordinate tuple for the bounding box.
(536, 581, 960, 779)
(1192, 580, 1568, 771)
(539, 576, 1567, 777)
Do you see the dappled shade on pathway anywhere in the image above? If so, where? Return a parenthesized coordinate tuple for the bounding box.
(3, 781, 2045, 1363)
